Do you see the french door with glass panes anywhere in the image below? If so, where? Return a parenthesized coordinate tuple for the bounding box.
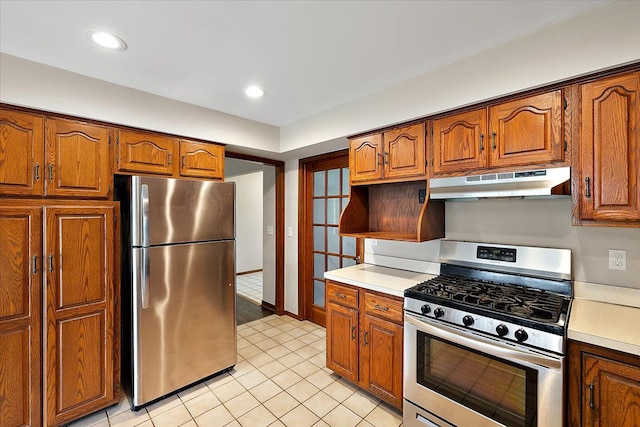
(299, 151, 362, 326)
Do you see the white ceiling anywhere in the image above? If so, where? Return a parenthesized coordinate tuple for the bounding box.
(0, 1, 610, 128)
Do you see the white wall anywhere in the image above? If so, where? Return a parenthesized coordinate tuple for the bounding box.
(262, 165, 277, 306)
(226, 171, 263, 274)
(284, 159, 300, 315)
(0, 54, 280, 153)
(367, 198, 640, 290)
(280, 1, 640, 151)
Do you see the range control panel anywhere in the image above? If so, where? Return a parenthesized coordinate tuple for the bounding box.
(477, 246, 517, 263)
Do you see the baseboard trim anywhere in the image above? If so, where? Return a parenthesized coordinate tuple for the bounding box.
(261, 300, 276, 312)
(284, 310, 302, 321)
(237, 269, 263, 276)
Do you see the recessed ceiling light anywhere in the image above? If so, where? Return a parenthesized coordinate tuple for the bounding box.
(245, 85, 266, 98)
(86, 30, 127, 50)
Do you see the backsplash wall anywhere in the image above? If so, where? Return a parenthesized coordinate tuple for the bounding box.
(366, 197, 640, 289)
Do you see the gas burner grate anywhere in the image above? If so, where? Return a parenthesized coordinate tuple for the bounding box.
(415, 275, 567, 323)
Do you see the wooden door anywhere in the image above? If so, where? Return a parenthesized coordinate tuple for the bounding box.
(0, 206, 42, 427)
(116, 129, 177, 176)
(579, 72, 640, 222)
(432, 108, 487, 174)
(300, 151, 362, 326)
(45, 118, 111, 199)
(43, 205, 117, 426)
(583, 353, 640, 426)
(349, 133, 383, 183)
(325, 302, 359, 383)
(0, 109, 45, 196)
(383, 123, 426, 180)
(360, 313, 403, 409)
(489, 90, 564, 169)
(179, 140, 224, 179)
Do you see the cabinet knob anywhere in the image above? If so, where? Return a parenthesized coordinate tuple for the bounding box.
(32, 256, 38, 274)
(34, 164, 40, 181)
(479, 134, 484, 152)
(491, 132, 497, 150)
(351, 326, 356, 340)
(588, 383, 595, 409)
(48, 164, 54, 181)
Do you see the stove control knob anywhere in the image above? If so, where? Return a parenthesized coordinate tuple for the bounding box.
(515, 329, 529, 342)
(496, 324, 509, 337)
(434, 308, 445, 319)
(421, 304, 431, 315)
(462, 315, 474, 327)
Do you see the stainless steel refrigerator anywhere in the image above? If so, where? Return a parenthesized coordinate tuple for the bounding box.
(116, 176, 236, 409)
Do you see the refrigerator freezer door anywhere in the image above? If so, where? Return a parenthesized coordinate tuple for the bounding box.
(131, 240, 236, 407)
(131, 176, 235, 246)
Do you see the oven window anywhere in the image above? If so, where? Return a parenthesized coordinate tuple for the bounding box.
(416, 331, 537, 427)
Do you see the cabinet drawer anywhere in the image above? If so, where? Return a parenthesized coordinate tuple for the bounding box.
(364, 292, 403, 323)
(327, 282, 358, 308)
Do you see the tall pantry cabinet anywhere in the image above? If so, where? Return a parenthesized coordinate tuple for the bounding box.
(0, 107, 119, 427)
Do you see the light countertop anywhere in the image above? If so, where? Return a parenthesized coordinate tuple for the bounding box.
(324, 264, 435, 298)
(568, 281, 640, 356)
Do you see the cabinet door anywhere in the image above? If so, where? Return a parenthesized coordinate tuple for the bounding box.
(116, 129, 177, 176)
(0, 110, 44, 196)
(179, 140, 224, 179)
(489, 90, 564, 169)
(325, 302, 359, 383)
(579, 72, 640, 222)
(360, 313, 403, 409)
(43, 205, 117, 426)
(349, 133, 383, 183)
(583, 353, 640, 427)
(383, 123, 426, 180)
(45, 118, 111, 199)
(0, 207, 42, 427)
(432, 108, 487, 174)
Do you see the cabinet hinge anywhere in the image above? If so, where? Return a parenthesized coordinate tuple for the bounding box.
(114, 215, 118, 225)
(564, 140, 568, 151)
(564, 97, 568, 110)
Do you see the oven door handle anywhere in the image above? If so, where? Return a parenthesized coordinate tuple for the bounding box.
(405, 312, 562, 369)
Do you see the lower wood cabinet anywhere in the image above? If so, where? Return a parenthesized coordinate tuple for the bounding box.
(568, 340, 640, 427)
(325, 280, 404, 409)
(0, 201, 120, 427)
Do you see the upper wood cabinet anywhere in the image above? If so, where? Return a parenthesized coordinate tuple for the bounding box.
(116, 130, 225, 180)
(179, 140, 224, 179)
(0, 206, 42, 427)
(432, 90, 565, 175)
(45, 118, 111, 199)
(0, 109, 45, 197)
(0, 110, 112, 199)
(574, 71, 640, 225)
(350, 123, 425, 184)
(116, 129, 178, 176)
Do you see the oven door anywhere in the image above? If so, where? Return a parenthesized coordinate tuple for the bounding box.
(404, 312, 564, 427)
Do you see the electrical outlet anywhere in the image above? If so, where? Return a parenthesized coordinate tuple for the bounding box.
(608, 249, 627, 271)
(287, 227, 293, 237)
(266, 225, 274, 235)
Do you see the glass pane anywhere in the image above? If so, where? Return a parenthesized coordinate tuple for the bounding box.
(327, 198, 341, 225)
(314, 253, 325, 279)
(343, 257, 356, 268)
(342, 168, 350, 195)
(342, 236, 356, 256)
(327, 227, 340, 254)
(313, 226, 325, 251)
(313, 171, 325, 196)
(342, 197, 349, 212)
(313, 199, 325, 224)
(313, 280, 325, 307)
(327, 255, 340, 272)
(327, 169, 340, 196)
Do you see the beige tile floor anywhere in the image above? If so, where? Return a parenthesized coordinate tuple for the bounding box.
(65, 314, 403, 427)
(237, 272, 263, 305)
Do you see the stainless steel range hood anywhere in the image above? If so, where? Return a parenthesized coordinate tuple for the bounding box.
(429, 167, 570, 200)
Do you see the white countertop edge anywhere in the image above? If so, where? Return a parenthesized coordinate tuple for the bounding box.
(573, 281, 640, 308)
(568, 330, 640, 357)
(324, 264, 436, 298)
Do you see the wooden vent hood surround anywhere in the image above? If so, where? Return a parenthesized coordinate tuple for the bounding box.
(339, 181, 445, 242)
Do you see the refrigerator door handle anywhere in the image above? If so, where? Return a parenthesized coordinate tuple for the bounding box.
(141, 247, 150, 309)
(141, 184, 150, 247)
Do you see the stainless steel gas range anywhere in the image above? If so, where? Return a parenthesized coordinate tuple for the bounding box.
(403, 240, 572, 427)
